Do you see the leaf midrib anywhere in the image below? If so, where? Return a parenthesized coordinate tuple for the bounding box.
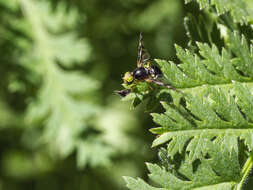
(153, 128, 253, 147)
(179, 81, 253, 92)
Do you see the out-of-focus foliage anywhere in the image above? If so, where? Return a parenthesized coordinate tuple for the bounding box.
(0, 0, 188, 189)
(20, 0, 100, 160)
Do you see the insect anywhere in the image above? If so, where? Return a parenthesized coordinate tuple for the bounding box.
(116, 33, 179, 97)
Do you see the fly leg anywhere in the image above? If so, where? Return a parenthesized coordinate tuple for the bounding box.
(149, 79, 183, 94)
(115, 89, 132, 97)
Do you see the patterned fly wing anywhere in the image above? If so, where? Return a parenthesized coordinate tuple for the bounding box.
(137, 32, 150, 67)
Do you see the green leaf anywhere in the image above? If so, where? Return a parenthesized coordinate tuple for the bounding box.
(185, 0, 253, 24)
(125, 160, 239, 190)
(76, 138, 114, 168)
(125, 1, 253, 189)
(49, 34, 91, 66)
(124, 176, 166, 190)
(19, 0, 102, 163)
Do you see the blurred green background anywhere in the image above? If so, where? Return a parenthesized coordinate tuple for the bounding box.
(0, 0, 188, 189)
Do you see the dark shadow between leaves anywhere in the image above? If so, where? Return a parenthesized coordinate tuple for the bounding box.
(192, 159, 201, 173)
(214, 110, 229, 122)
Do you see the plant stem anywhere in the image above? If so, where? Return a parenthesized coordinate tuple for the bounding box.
(237, 153, 253, 190)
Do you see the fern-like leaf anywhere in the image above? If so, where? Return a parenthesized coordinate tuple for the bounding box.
(125, 7, 253, 189)
(18, 0, 104, 163)
(185, 0, 253, 24)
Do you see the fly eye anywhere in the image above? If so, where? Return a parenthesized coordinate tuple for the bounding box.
(133, 67, 149, 80)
